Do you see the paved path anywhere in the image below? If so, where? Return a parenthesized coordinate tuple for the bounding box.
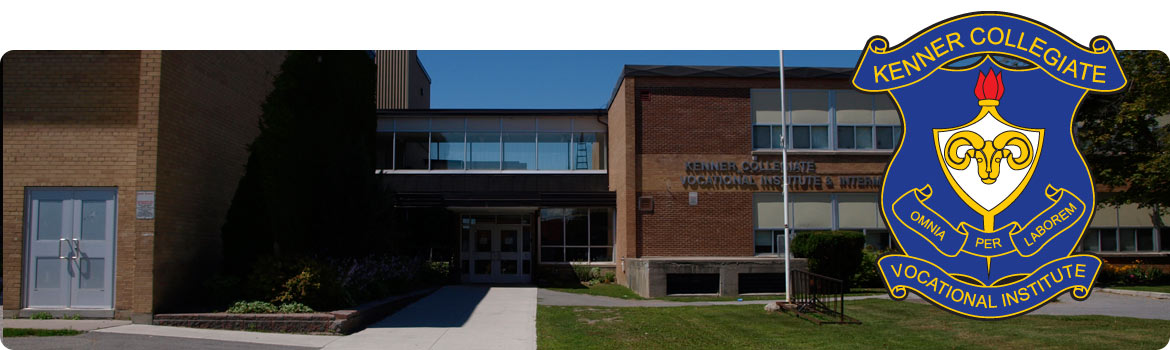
(323, 285, 536, 350)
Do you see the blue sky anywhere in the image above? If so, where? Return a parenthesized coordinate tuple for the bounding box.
(417, 50, 860, 109)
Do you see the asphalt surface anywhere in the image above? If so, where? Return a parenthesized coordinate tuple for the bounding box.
(1, 332, 320, 350)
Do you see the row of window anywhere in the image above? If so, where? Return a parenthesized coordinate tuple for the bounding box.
(752, 125, 902, 150)
(376, 131, 607, 171)
(753, 194, 1169, 255)
(1080, 228, 1167, 252)
(751, 89, 902, 150)
(377, 116, 607, 171)
(753, 193, 891, 255)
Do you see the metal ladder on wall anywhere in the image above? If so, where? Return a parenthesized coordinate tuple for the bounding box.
(575, 141, 589, 170)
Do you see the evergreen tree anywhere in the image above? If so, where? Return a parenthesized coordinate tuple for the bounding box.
(222, 51, 377, 268)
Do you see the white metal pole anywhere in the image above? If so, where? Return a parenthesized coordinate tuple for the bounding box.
(780, 50, 791, 304)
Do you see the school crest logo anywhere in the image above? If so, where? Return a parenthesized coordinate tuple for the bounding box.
(852, 12, 1127, 319)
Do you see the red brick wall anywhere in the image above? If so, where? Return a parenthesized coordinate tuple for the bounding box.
(152, 51, 285, 312)
(2, 51, 144, 315)
(636, 191, 753, 256)
(631, 76, 776, 257)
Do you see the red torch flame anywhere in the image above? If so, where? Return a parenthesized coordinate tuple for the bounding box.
(974, 70, 1004, 101)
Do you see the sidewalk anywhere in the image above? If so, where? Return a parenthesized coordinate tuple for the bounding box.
(323, 285, 536, 350)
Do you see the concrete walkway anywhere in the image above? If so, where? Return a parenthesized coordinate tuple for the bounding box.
(323, 285, 536, 350)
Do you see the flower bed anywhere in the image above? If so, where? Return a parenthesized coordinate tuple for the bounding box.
(154, 287, 437, 334)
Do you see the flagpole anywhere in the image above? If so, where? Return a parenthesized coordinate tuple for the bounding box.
(780, 50, 791, 304)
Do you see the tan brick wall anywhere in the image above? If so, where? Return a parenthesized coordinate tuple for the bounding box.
(3, 50, 285, 317)
(608, 79, 637, 283)
(133, 50, 162, 318)
(152, 51, 285, 312)
(3, 51, 143, 316)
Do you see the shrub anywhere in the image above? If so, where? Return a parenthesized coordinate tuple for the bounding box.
(792, 230, 866, 290)
(244, 255, 346, 311)
(1099, 260, 1169, 286)
(571, 261, 594, 283)
(852, 248, 886, 288)
(29, 312, 52, 320)
(420, 261, 451, 284)
(277, 302, 315, 313)
(604, 271, 616, 284)
(226, 301, 278, 313)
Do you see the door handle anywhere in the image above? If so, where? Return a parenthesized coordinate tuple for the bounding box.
(72, 238, 81, 260)
(59, 238, 68, 259)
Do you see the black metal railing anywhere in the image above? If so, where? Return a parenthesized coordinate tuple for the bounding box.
(787, 269, 860, 324)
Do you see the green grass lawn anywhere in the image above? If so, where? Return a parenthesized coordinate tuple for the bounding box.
(2, 328, 84, 337)
(546, 283, 885, 302)
(1107, 285, 1170, 294)
(537, 299, 1170, 350)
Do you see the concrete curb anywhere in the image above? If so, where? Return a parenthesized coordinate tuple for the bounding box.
(1098, 287, 1170, 300)
(0, 319, 131, 331)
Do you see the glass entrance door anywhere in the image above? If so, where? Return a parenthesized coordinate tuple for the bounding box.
(25, 188, 116, 310)
(464, 222, 532, 283)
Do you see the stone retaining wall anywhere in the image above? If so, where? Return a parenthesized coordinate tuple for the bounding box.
(153, 287, 437, 334)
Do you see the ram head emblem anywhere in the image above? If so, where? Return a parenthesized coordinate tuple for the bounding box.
(943, 130, 1032, 184)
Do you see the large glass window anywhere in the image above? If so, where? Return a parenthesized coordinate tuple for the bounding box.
(540, 208, 613, 263)
(467, 132, 501, 170)
(538, 133, 571, 170)
(394, 132, 429, 169)
(378, 116, 606, 172)
(430, 132, 465, 170)
(573, 132, 607, 170)
(503, 133, 537, 170)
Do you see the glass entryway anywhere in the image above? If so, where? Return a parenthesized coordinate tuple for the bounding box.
(460, 214, 533, 283)
(24, 188, 117, 310)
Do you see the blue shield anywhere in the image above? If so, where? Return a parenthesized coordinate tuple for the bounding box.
(852, 12, 1126, 319)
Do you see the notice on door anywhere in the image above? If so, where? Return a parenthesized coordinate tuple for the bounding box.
(136, 191, 155, 220)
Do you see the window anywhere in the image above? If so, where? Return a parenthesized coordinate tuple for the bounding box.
(753, 192, 892, 255)
(1081, 204, 1164, 252)
(751, 89, 900, 150)
(539, 208, 613, 263)
(430, 132, 465, 169)
(377, 116, 607, 172)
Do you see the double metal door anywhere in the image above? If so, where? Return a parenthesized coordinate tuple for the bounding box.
(25, 188, 116, 309)
(467, 225, 531, 283)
